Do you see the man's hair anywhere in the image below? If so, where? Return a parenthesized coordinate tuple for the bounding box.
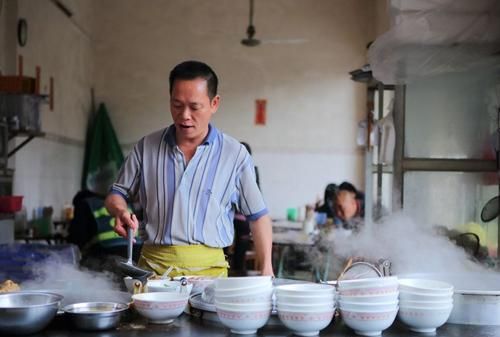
(324, 183, 338, 202)
(169, 60, 218, 100)
(338, 181, 357, 194)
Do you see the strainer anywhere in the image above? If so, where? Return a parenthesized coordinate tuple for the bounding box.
(338, 261, 382, 280)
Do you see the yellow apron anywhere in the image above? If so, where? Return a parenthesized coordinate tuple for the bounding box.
(138, 244, 229, 278)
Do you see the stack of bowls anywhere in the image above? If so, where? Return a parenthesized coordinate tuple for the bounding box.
(275, 283, 336, 337)
(398, 278, 454, 333)
(338, 276, 399, 336)
(214, 276, 273, 334)
(173, 275, 215, 295)
(146, 279, 193, 294)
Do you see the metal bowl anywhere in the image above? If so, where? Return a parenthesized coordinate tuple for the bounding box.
(63, 302, 129, 331)
(0, 291, 63, 335)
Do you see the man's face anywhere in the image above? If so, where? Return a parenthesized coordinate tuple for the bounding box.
(170, 77, 220, 144)
(336, 191, 358, 220)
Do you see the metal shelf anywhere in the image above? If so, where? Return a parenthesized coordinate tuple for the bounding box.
(7, 130, 45, 157)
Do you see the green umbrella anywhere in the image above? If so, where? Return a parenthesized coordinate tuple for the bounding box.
(81, 103, 124, 195)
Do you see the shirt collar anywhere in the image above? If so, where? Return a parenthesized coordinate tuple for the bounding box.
(165, 123, 218, 146)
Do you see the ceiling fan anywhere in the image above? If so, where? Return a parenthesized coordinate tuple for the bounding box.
(241, 0, 307, 47)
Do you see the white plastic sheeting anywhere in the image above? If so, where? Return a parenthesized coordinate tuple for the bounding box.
(368, 0, 500, 84)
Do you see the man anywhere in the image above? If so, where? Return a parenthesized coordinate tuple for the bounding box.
(105, 61, 273, 277)
(334, 182, 364, 231)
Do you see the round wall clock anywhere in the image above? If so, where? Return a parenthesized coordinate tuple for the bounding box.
(17, 18, 27, 47)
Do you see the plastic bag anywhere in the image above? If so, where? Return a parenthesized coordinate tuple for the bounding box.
(369, 0, 500, 84)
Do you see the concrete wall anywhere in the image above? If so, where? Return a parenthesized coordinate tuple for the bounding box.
(0, 0, 18, 74)
(4, 0, 94, 219)
(93, 0, 376, 218)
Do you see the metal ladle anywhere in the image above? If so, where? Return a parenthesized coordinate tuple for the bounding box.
(117, 227, 153, 282)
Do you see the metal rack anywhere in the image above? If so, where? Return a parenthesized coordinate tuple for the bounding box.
(350, 68, 401, 225)
(0, 94, 46, 196)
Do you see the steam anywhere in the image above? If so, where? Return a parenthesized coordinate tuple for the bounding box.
(22, 260, 118, 291)
(21, 257, 129, 305)
(317, 212, 491, 278)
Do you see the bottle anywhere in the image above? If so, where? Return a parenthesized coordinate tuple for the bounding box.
(303, 205, 316, 235)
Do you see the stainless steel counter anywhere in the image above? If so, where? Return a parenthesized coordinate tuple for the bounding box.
(38, 312, 500, 337)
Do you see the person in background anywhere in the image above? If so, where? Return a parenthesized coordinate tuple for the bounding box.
(230, 142, 260, 275)
(334, 181, 365, 232)
(105, 60, 273, 278)
(68, 189, 142, 271)
(315, 183, 338, 220)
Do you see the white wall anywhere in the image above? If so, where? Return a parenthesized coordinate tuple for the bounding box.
(5, 0, 94, 219)
(94, 0, 376, 218)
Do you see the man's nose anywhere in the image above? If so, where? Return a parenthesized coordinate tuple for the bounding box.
(179, 107, 191, 119)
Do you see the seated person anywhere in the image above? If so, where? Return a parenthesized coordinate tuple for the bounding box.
(315, 183, 338, 220)
(229, 141, 260, 276)
(68, 189, 142, 272)
(334, 182, 365, 232)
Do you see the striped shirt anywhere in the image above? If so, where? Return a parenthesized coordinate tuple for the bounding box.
(110, 124, 268, 247)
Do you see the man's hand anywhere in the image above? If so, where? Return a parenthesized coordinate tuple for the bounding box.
(260, 263, 275, 277)
(105, 193, 138, 239)
(114, 211, 139, 239)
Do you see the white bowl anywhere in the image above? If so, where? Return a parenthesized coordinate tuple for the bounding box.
(215, 301, 272, 312)
(340, 308, 398, 336)
(278, 309, 335, 337)
(214, 276, 272, 290)
(398, 305, 453, 333)
(146, 279, 193, 295)
(216, 307, 271, 334)
(339, 286, 398, 297)
(339, 292, 399, 303)
(215, 288, 273, 304)
(400, 299, 453, 308)
(277, 302, 334, 312)
(338, 276, 398, 290)
(338, 300, 399, 312)
(398, 279, 453, 294)
(172, 275, 215, 294)
(275, 283, 335, 297)
(276, 293, 335, 305)
(399, 290, 453, 302)
(132, 292, 189, 324)
(214, 283, 273, 297)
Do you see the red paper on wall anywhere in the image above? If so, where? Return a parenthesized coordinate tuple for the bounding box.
(255, 99, 267, 125)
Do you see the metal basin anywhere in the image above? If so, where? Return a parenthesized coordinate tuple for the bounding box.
(63, 302, 129, 331)
(0, 291, 63, 335)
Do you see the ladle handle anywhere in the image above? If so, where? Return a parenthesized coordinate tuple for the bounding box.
(127, 226, 133, 264)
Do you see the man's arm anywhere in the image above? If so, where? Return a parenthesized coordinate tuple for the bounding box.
(250, 214, 274, 276)
(104, 193, 138, 238)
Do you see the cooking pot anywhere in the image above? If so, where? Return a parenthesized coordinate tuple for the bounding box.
(30, 289, 131, 308)
(63, 302, 129, 331)
(399, 272, 500, 325)
(0, 292, 63, 335)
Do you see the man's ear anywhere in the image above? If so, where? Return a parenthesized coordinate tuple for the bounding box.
(210, 95, 220, 113)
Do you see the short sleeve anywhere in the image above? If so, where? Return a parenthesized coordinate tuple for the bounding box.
(109, 138, 143, 201)
(237, 153, 268, 221)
